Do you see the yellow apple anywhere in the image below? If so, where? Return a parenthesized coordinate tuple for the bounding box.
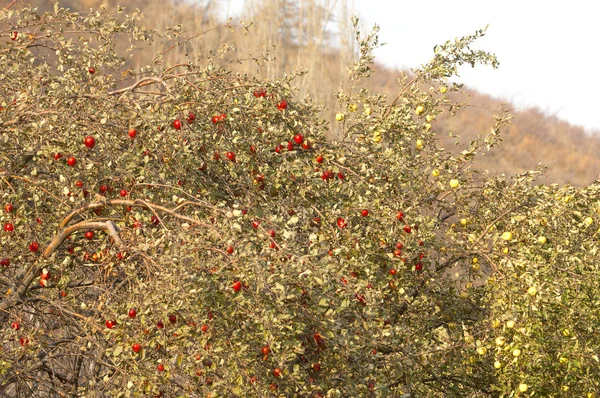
(424, 122, 431, 130)
(518, 383, 528, 393)
(459, 291, 469, 299)
(477, 347, 487, 355)
(439, 86, 447, 94)
(494, 361, 501, 369)
(335, 112, 345, 121)
(415, 105, 425, 115)
(432, 168, 440, 177)
(364, 106, 372, 115)
(562, 386, 569, 392)
(372, 131, 382, 143)
(349, 103, 358, 112)
(460, 218, 467, 226)
(562, 328, 570, 337)
(502, 247, 509, 254)
(527, 286, 537, 296)
(501, 231, 513, 241)
(425, 114, 435, 122)
(506, 320, 515, 329)
(537, 236, 547, 244)
(512, 348, 521, 357)
(491, 319, 500, 328)
(415, 139, 423, 150)
(559, 357, 568, 364)
(449, 179, 459, 189)
(584, 216, 593, 226)
(495, 336, 505, 346)
(472, 263, 480, 271)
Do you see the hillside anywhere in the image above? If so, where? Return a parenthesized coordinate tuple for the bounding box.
(25, 0, 600, 186)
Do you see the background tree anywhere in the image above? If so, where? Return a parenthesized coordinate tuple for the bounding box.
(1, 2, 599, 397)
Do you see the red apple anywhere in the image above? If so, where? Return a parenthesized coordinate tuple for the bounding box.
(315, 155, 323, 163)
(132, 343, 141, 353)
(128, 308, 137, 318)
(201, 324, 208, 333)
(105, 320, 116, 329)
(293, 134, 304, 145)
(337, 218, 347, 229)
(4, 223, 14, 232)
(67, 156, 76, 167)
(226, 152, 236, 162)
(313, 363, 321, 372)
(128, 128, 137, 138)
(415, 263, 423, 271)
(277, 100, 287, 110)
(3, 203, 13, 213)
(156, 321, 164, 329)
(251, 220, 260, 229)
(168, 314, 177, 324)
(0, 258, 9, 267)
(29, 242, 39, 252)
(54, 153, 62, 160)
(286, 141, 294, 151)
(268, 229, 276, 238)
(262, 345, 270, 355)
(273, 368, 282, 377)
(226, 245, 234, 254)
(173, 119, 182, 130)
(10, 31, 18, 41)
(84, 231, 94, 240)
(11, 321, 20, 330)
(361, 209, 369, 217)
(75, 180, 83, 188)
(232, 281, 242, 292)
(187, 112, 195, 123)
(88, 67, 95, 74)
(337, 172, 345, 180)
(396, 211, 404, 220)
(389, 269, 397, 275)
(302, 140, 311, 150)
(157, 364, 165, 372)
(119, 189, 127, 197)
(19, 337, 29, 346)
(84, 136, 96, 149)
(403, 225, 412, 234)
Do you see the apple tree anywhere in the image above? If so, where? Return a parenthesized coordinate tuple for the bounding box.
(1, 3, 599, 397)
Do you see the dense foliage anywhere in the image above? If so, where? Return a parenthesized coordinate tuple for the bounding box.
(1, 3, 599, 397)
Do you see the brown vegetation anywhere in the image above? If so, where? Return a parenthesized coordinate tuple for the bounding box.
(28, 0, 600, 186)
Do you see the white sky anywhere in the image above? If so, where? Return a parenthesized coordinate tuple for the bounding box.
(217, 0, 600, 132)
(354, 0, 600, 133)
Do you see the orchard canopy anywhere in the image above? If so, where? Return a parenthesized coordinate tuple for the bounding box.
(1, 3, 600, 397)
